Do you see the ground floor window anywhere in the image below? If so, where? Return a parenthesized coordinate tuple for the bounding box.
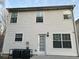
(53, 34, 72, 48)
(15, 33, 23, 41)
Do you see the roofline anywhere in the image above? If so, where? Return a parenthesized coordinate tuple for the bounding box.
(6, 5, 75, 12)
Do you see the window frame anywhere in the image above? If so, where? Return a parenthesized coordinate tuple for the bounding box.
(62, 34, 72, 48)
(53, 33, 72, 48)
(15, 33, 23, 41)
(36, 16, 43, 23)
(10, 12, 18, 23)
(53, 34, 62, 48)
(63, 14, 72, 19)
(36, 12, 43, 23)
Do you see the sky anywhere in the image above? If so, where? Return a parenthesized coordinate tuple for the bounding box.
(3, 0, 79, 20)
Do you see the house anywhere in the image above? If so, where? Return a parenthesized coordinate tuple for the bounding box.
(75, 19, 79, 52)
(2, 5, 79, 57)
(76, 19, 79, 39)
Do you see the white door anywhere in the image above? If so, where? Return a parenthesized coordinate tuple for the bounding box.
(38, 34, 46, 55)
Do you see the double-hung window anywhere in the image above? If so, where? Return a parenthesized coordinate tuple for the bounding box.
(36, 12, 43, 23)
(15, 33, 23, 41)
(53, 34, 62, 48)
(53, 34, 71, 48)
(62, 34, 71, 48)
(10, 12, 17, 23)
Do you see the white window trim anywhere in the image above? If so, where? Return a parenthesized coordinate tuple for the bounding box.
(53, 33, 72, 49)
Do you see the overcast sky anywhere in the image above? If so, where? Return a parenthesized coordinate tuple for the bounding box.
(3, 0, 79, 20)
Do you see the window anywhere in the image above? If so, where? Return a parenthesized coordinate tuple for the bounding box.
(64, 14, 71, 19)
(36, 12, 43, 23)
(10, 12, 17, 23)
(53, 34, 62, 48)
(62, 34, 71, 48)
(36, 17, 43, 22)
(53, 34, 71, 48)
(15, 34, 23, 41)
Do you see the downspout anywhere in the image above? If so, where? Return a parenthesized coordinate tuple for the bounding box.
(71, 5, 79, 56)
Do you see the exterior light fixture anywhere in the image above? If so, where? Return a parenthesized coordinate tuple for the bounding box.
(47, 32, 49, 37)
(26, 41, 29, 48)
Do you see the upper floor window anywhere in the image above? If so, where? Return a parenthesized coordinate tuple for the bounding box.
(15, 33, 23, 41)
(36, 12, 43, 23)
(53, 34, 72, 48)
(64, 14, 71, 19)
(10, 12, 17, 23)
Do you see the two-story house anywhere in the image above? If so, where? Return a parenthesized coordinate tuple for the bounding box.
(2, 5, 79, 56)
(75, 19, 79, 53)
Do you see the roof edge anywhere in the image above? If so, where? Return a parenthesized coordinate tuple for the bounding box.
(6, 5, 75, 12)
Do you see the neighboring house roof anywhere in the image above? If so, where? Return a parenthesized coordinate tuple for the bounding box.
(7, 5, 75, 12)
(76, 19, 79, 24)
